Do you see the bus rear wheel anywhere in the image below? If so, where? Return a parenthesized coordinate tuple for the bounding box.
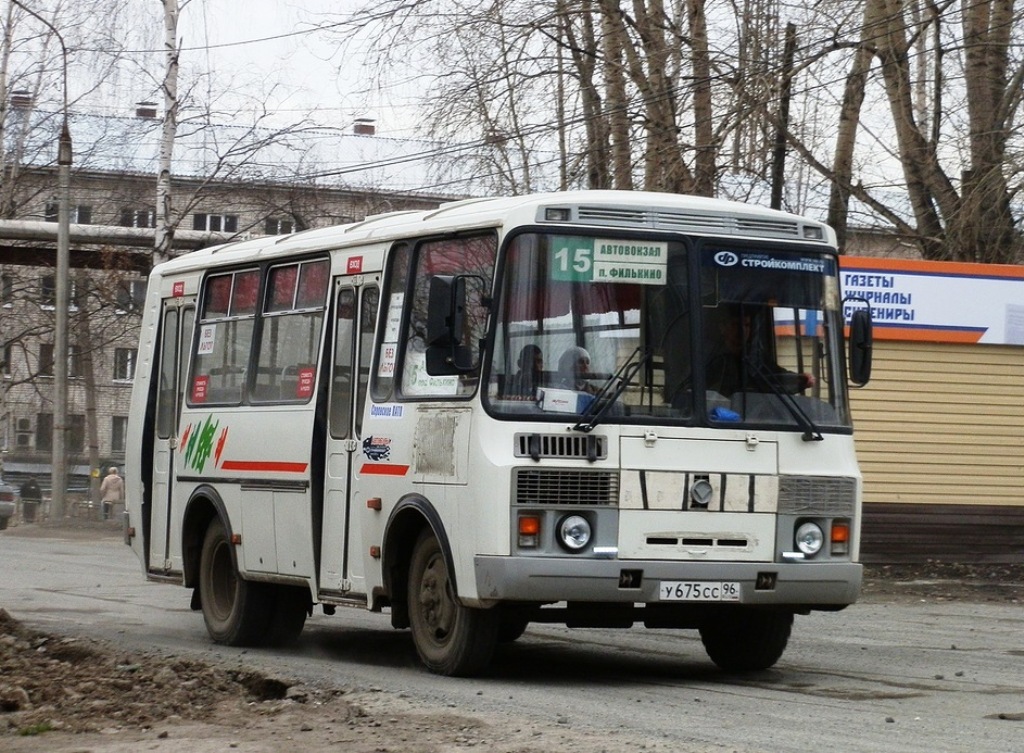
(407, 530, 499, 676)
(199, 517, 270, 646)
(699, 609, 793, 671)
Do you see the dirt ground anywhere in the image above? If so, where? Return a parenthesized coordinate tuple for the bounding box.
(2, 522, 1022, 752)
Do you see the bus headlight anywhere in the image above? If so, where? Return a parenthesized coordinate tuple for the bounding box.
(557, 515, 592, 552)
(795, 521, 824, 557)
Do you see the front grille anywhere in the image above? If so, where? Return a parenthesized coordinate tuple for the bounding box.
(514, 433, 607, 461)
(777, 476, 857, 516)
(514, 468, 619, 506)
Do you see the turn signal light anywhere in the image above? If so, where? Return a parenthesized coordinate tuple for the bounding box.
(831, 520, 850, 555)
(518, 514, 541, 548)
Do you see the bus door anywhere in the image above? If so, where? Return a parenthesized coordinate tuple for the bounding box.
(149, 296, 194, 574)
(319, 279, 379, 595)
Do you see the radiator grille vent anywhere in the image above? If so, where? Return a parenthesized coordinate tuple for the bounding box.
(514, 433, 607, 460)
(571, 206, 806, 240)
(514, 468, 619, 507)
(778, 476, 857, 516)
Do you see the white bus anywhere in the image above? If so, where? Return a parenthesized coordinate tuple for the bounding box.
(125, 190, 873, 676)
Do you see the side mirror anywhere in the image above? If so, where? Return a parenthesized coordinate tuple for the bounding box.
(848, 307, 872, 387)
(426, 275, 473, 375)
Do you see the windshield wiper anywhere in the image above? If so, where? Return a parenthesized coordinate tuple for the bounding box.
(744, 357, 823, 442)
(573, 347, 651, 433)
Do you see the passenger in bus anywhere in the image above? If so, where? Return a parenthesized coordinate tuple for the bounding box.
(706, 308, 813, 397)
(555, 346, 598, 393)
(507, 344, 544, 398)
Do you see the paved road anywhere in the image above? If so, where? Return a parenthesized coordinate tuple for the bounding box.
(1, 527, 1022, 753)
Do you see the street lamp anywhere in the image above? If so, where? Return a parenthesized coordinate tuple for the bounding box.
(12, 1, 72, 518)
(52, 120, 72, 520)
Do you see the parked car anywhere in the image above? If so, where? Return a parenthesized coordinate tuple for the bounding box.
(0, 478, 16, 530)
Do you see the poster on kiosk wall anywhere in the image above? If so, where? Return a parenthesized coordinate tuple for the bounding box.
(840, 256, 1024, 346)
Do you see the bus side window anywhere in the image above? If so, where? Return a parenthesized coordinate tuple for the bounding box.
(330, 287, 357, 437)
(372, 243, 411, 402)
(190, 269, 258, 407)
(399, 235, 496, 399)
(355, 286, 379, 436)
(251, 259, 329, 404)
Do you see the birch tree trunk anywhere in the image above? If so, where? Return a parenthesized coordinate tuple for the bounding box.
(154, 0, 180, 263)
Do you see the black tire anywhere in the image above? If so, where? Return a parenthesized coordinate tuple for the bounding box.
(264, 585, 309, 647)
(699, 609, 793, 672)
(497, 614, 530, 643)
(199, 517, 271, 646)
(407, 529, 499, 676)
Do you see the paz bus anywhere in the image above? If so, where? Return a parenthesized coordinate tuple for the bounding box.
(125, 190, 873, 676)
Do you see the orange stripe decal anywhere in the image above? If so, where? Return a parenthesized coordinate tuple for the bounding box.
(220, 460, 308, 473)
(360, 463, 411, 476)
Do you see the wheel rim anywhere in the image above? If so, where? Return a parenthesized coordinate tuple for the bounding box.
(416, 549, 456, 648)
(208, 538, 237, 622)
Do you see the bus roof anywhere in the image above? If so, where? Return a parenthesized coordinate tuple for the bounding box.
(153, 190, 835, 275)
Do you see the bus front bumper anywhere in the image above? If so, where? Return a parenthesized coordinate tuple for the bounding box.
(473, 555, 862, 608)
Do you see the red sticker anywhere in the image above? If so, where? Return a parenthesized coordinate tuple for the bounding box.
(347, 256, 363, 274)
(191, 375, 209, 403)
(172, 280, 185, 297)
(296, 367, 316, 398)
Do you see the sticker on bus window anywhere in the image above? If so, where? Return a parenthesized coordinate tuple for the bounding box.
(378, 343, 397, 377)
(295, 366, 315, 399)
(197, 324, 217, 355)
(384, 294, 404, 341)
(191, 375, 209, 403)
(403, 351, 459, 396)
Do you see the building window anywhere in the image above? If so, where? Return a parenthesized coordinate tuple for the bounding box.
(39, 343, 53, 376)
(39, 275, 55, 307)
(120, 207, 156, 228)
(2, 342, 12, 376)
(36, 413, 52, 451)
(111, 416, 128, 453)
(69, 414, 85, 453)
(116, 280, 147, 313)
(1, 274, 13, 305)
(264, 217, 294, 235)
(39, 275, 78, 309)
(45, 203, 92, 224)
(114, 348, 136, 381)
(37, 414, 85, 452)
(193, 213, 238, 233)
(39, 343, 81, 378)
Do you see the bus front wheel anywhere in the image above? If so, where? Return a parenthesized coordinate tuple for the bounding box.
(407, 530, 499, 676)
(699, 609, 793, 671)
(199, 517, 270, 646)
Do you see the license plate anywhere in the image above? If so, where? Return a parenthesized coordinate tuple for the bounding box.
(659, 581, 741, 602)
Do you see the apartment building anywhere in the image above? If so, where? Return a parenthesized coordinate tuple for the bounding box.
(1, 100, 463, 494)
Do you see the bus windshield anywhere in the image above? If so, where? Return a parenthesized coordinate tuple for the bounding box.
(485, 232, 850, 432)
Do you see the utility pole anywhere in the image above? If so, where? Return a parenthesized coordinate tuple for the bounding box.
(51, 119, 72, 520)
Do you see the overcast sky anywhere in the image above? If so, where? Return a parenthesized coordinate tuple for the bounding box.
(173, 0, 418, 136)
(53, 0, 417, 137)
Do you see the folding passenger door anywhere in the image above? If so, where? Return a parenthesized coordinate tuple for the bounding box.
(319, 277, 378, 596)
(149, 296, 195, 574)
